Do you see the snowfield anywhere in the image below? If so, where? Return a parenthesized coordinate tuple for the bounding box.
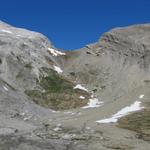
(83, 98, 104, 109)
(1, 29, 12, 34)
(54, 66, 63, 74)
(96, 101, 144, 123)
(48, 48, 66, 56)
(139, 94, 144, 99)
(73, 84, 88, 92)
(79, 96, 85, 99)
(3, 86, 8, 91)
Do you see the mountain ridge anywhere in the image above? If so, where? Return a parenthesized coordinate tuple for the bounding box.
(0, 21, 150, 150)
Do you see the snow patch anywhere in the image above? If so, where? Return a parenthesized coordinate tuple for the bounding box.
(62, 134, 76, 139)
(48, 48, 66, 56)
(63, 111, 76, 115)
(86, 126, 91, 130)
(62, 134, 71, 140)
(83, 98, 103, 109)
(16, 34, 23, 37)
(79, 96, 85, 99)
(54, 66, 63, 74)
(57, 123, 62, 127)
(139, 94, 144, 99)
(53, 127, 61, 131)
(71, 112, 76, 115)
(96, 101, 144, 124)
(64, 111, 72, 114)
(51, 110, 60, 113)
(74, 84, 88, 92)
(3, 86, 8, 91)
(1, 29, 12, 34)
(91, 94, 94, 98)
(23, 116, 32, 121)
(21, 113, 25, 116)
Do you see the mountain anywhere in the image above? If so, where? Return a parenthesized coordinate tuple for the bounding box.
(0, 21, 150, 150)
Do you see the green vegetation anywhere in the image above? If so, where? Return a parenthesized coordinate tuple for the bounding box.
(40, 69, 74, 93)
(25, 69, 89, 110)
(104, 144, 133, 150)
(118, 107, 150, 142)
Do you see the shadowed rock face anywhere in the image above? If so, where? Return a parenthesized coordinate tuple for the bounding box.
(0, 21, 150, 149)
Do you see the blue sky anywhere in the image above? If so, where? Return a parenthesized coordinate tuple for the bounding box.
(0, 0, 150, 50)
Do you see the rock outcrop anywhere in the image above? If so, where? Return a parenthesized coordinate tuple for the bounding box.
(63, 24, 150, 103)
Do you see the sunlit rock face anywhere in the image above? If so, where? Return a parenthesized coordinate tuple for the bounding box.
(63, 24, 150, 103)
(0, 21, 150, 149)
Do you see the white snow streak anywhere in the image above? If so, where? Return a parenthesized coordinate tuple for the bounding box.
(23, 116, 32, 121)
(83, 98, 103, 109)
(3, 86, 8, 91)
(53, 127, 62, 131)
(54, 66, 63, 74)
(53, 123, 62, 131)
(16, 34, 23, 37)
(74, 84, 88, 92)
(74, 84, 103, 108)
(79, 96, 85, 99)
(1, 29, 12, 34)
(96, 101, 144, 123)
(64, 111, 72, 114)
(48, 48, 66, 56)
(139, 94, 144, 99)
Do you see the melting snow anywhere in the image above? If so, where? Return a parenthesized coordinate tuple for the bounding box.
(62, 134, 71, 140)
(16, 34, 23, 37)
(57, 123, 62, 127)
(1, 29, 12, 34)
(54, 66, 63, 74)
(139, 94, 144, 99)
(3, 86, 8, 91)
(21, 113, 25, 116)
(53, 127, 62, 131)
(79, 96, 85, 99)
(91, 94, 94, 98)
(96, 101, 144, 123)
(48, 48, 66, 56)
(83, 98, 103, 109)
(74, 84, 88, 92)
(23, 116, 32, 121)
(62, 134, 76, 139)
(53, 123, 62, 131)
(64, 111, 72, 114)
(51, 110, 60, 113)
(86, 126, 91, 130)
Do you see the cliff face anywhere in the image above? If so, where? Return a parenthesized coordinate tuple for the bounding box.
(63, 24, 150, 103)
(0, 21, 150, 150)
(0, 21, 91, 112)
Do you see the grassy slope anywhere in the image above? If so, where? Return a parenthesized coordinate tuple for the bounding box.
(118, 106, 150, 142)
(25, 68, 90, 110)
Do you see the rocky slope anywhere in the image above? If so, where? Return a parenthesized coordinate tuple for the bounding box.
(0, 21, 150, 150)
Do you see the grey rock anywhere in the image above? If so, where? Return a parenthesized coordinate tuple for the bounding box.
(0, 21, 150, 149)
